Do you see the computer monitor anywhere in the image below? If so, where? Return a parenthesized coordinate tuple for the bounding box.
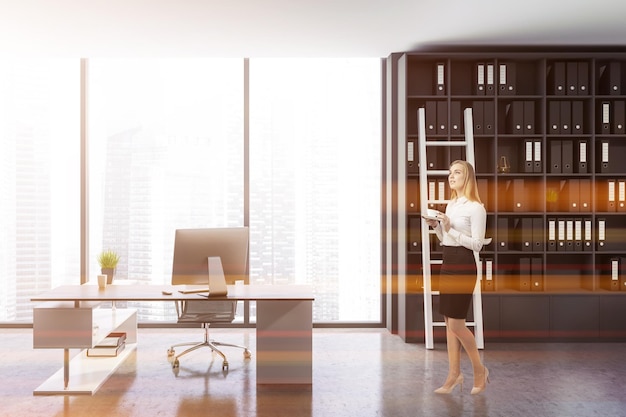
(171, 227, 249, 287)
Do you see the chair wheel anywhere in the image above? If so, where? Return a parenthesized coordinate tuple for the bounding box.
(244, 350, 252, 359)
(222, 361, 229, 371)
(167, 348, 175, 357)
(173, 359, 180, 368)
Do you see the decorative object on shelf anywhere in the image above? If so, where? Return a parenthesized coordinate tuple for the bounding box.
(497, 156, 510, 173)
(97, 249, 120, 284)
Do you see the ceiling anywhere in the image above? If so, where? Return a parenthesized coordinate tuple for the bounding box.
(1, 0, 626, 57)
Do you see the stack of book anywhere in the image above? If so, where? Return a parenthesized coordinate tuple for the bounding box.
(86, 332, 126, 357)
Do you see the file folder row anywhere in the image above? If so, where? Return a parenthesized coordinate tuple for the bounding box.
(475, 62, 496, 95)
(436, 62, 516, 95)
(548, 139, 588, 174)
(548, 61, 589, 96)
(598, 179, 626, 212)
(598, 101, 626, 134)
(432, 60, 621, 97)
(548, 100, 584, 134)
(506, 101, 535, 134)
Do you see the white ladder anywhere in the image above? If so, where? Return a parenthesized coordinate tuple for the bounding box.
(417, 106, 485, 350)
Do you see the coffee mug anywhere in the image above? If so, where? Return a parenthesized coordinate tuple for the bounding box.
(97, 274, 107, 289)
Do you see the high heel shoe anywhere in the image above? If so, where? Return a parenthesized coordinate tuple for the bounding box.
(434, 374, 464, 394)
(470, 366, 490, 395)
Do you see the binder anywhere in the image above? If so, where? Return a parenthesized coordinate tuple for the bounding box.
(437, 180, 446, 207)
(477, 178, 489, 207)
(523, 139, 534, 173)
(618, 179, 626, 212)
(597, 218, 606, 250)
(607, 179, 616, 211)
(407, 179, 418, 212)
(560, 100, 571, 134)
(519, 257, 531, 291)
(476, 63, 485, 95)
(566, 178, 579, 212)
(614, 100, 625, 134)
(450, 101, 462, 134)
(549, 140, 562, 173)
(565, 219, 574, 251)
(599, 140, 610, 173)
(578, 61, 589, 95)
(486, 63, 495, 95)
(524, 101, 535, 134)
(574, 218, 583, 251)
(551, 61, 566, 95)
(497, 217, 509, 250)
(436, 63, 445, 95)
(499, 62, 515, 95)
(407, 140, 419, 173)
(484, 100, 495, 134)
(428, 180, 437, 208)
(507, 101, 524, 134)
(571, 100, 584, 134)
(609, 258, 620, 291)
(621, 257, 626, 291)
(473, 101, 484, 134)
(547, 218, 557, 251)
(576, 140, 588, 174)
(579, 178, 591, 212)
(583, 218, 592, 251)
(408, 217, 420, 252)
(437, 100, 448, 135)
(557, 218, 566, 251)
(609, 62, 621, 95)
(532, 217, 544, 251)
(566, 61, 578, 95)
(533, 141, 542, 173)
(426, 101, 437, 134)
(601, 102, 611, 133)
(531, 257, 543, 291)
(512, 179, 525, 212)
(483, 259, 494, 291)
(520, 217, 533, 252)
(548, 101, 560, 134)
(561, 139, 573, 174)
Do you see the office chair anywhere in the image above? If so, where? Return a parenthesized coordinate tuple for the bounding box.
(167, 298, 251, 371)
(166, 228, 252, 371)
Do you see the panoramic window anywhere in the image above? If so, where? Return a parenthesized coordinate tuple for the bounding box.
(88, 59, 244, 321)
(0, 59, 80, 322)
(249, 58, 382, 322)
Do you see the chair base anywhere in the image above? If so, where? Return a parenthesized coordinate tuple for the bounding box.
(167, 326, 251, 371)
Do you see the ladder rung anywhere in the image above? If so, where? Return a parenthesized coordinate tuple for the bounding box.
(426, 170, 449, 176)
(432, 322, 477, 327)
(429, 260, 443, 265)
(426, 199, 449, 204)
(425, 141, 468, 147)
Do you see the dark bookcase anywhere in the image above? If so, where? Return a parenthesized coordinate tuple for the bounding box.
(386, 49, 626, 343)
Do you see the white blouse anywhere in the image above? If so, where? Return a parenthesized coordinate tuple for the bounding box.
(434, 196, 487, 252)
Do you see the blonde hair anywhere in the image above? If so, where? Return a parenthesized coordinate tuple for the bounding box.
(449, 160, 482, 204)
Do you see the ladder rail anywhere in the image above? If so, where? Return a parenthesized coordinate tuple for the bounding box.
(418, 107, 485, 350)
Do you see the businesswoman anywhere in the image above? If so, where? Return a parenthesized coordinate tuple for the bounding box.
(425, 160, 489, 395)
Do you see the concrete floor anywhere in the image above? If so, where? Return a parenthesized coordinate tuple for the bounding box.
(2, 328, 625, 417)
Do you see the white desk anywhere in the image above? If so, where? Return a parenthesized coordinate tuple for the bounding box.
(32, 284, 314, 395)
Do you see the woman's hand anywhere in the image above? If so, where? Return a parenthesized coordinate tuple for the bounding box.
(439, 213, 451, 232)
(426, 219, 438, 228)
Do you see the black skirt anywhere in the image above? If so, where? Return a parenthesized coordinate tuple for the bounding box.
(438, 245, 477, 319)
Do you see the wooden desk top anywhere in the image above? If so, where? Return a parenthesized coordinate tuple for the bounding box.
(31, 284, 314, 303)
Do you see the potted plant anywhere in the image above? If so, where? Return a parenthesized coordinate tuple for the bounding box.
(97, 249, 120, 284)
